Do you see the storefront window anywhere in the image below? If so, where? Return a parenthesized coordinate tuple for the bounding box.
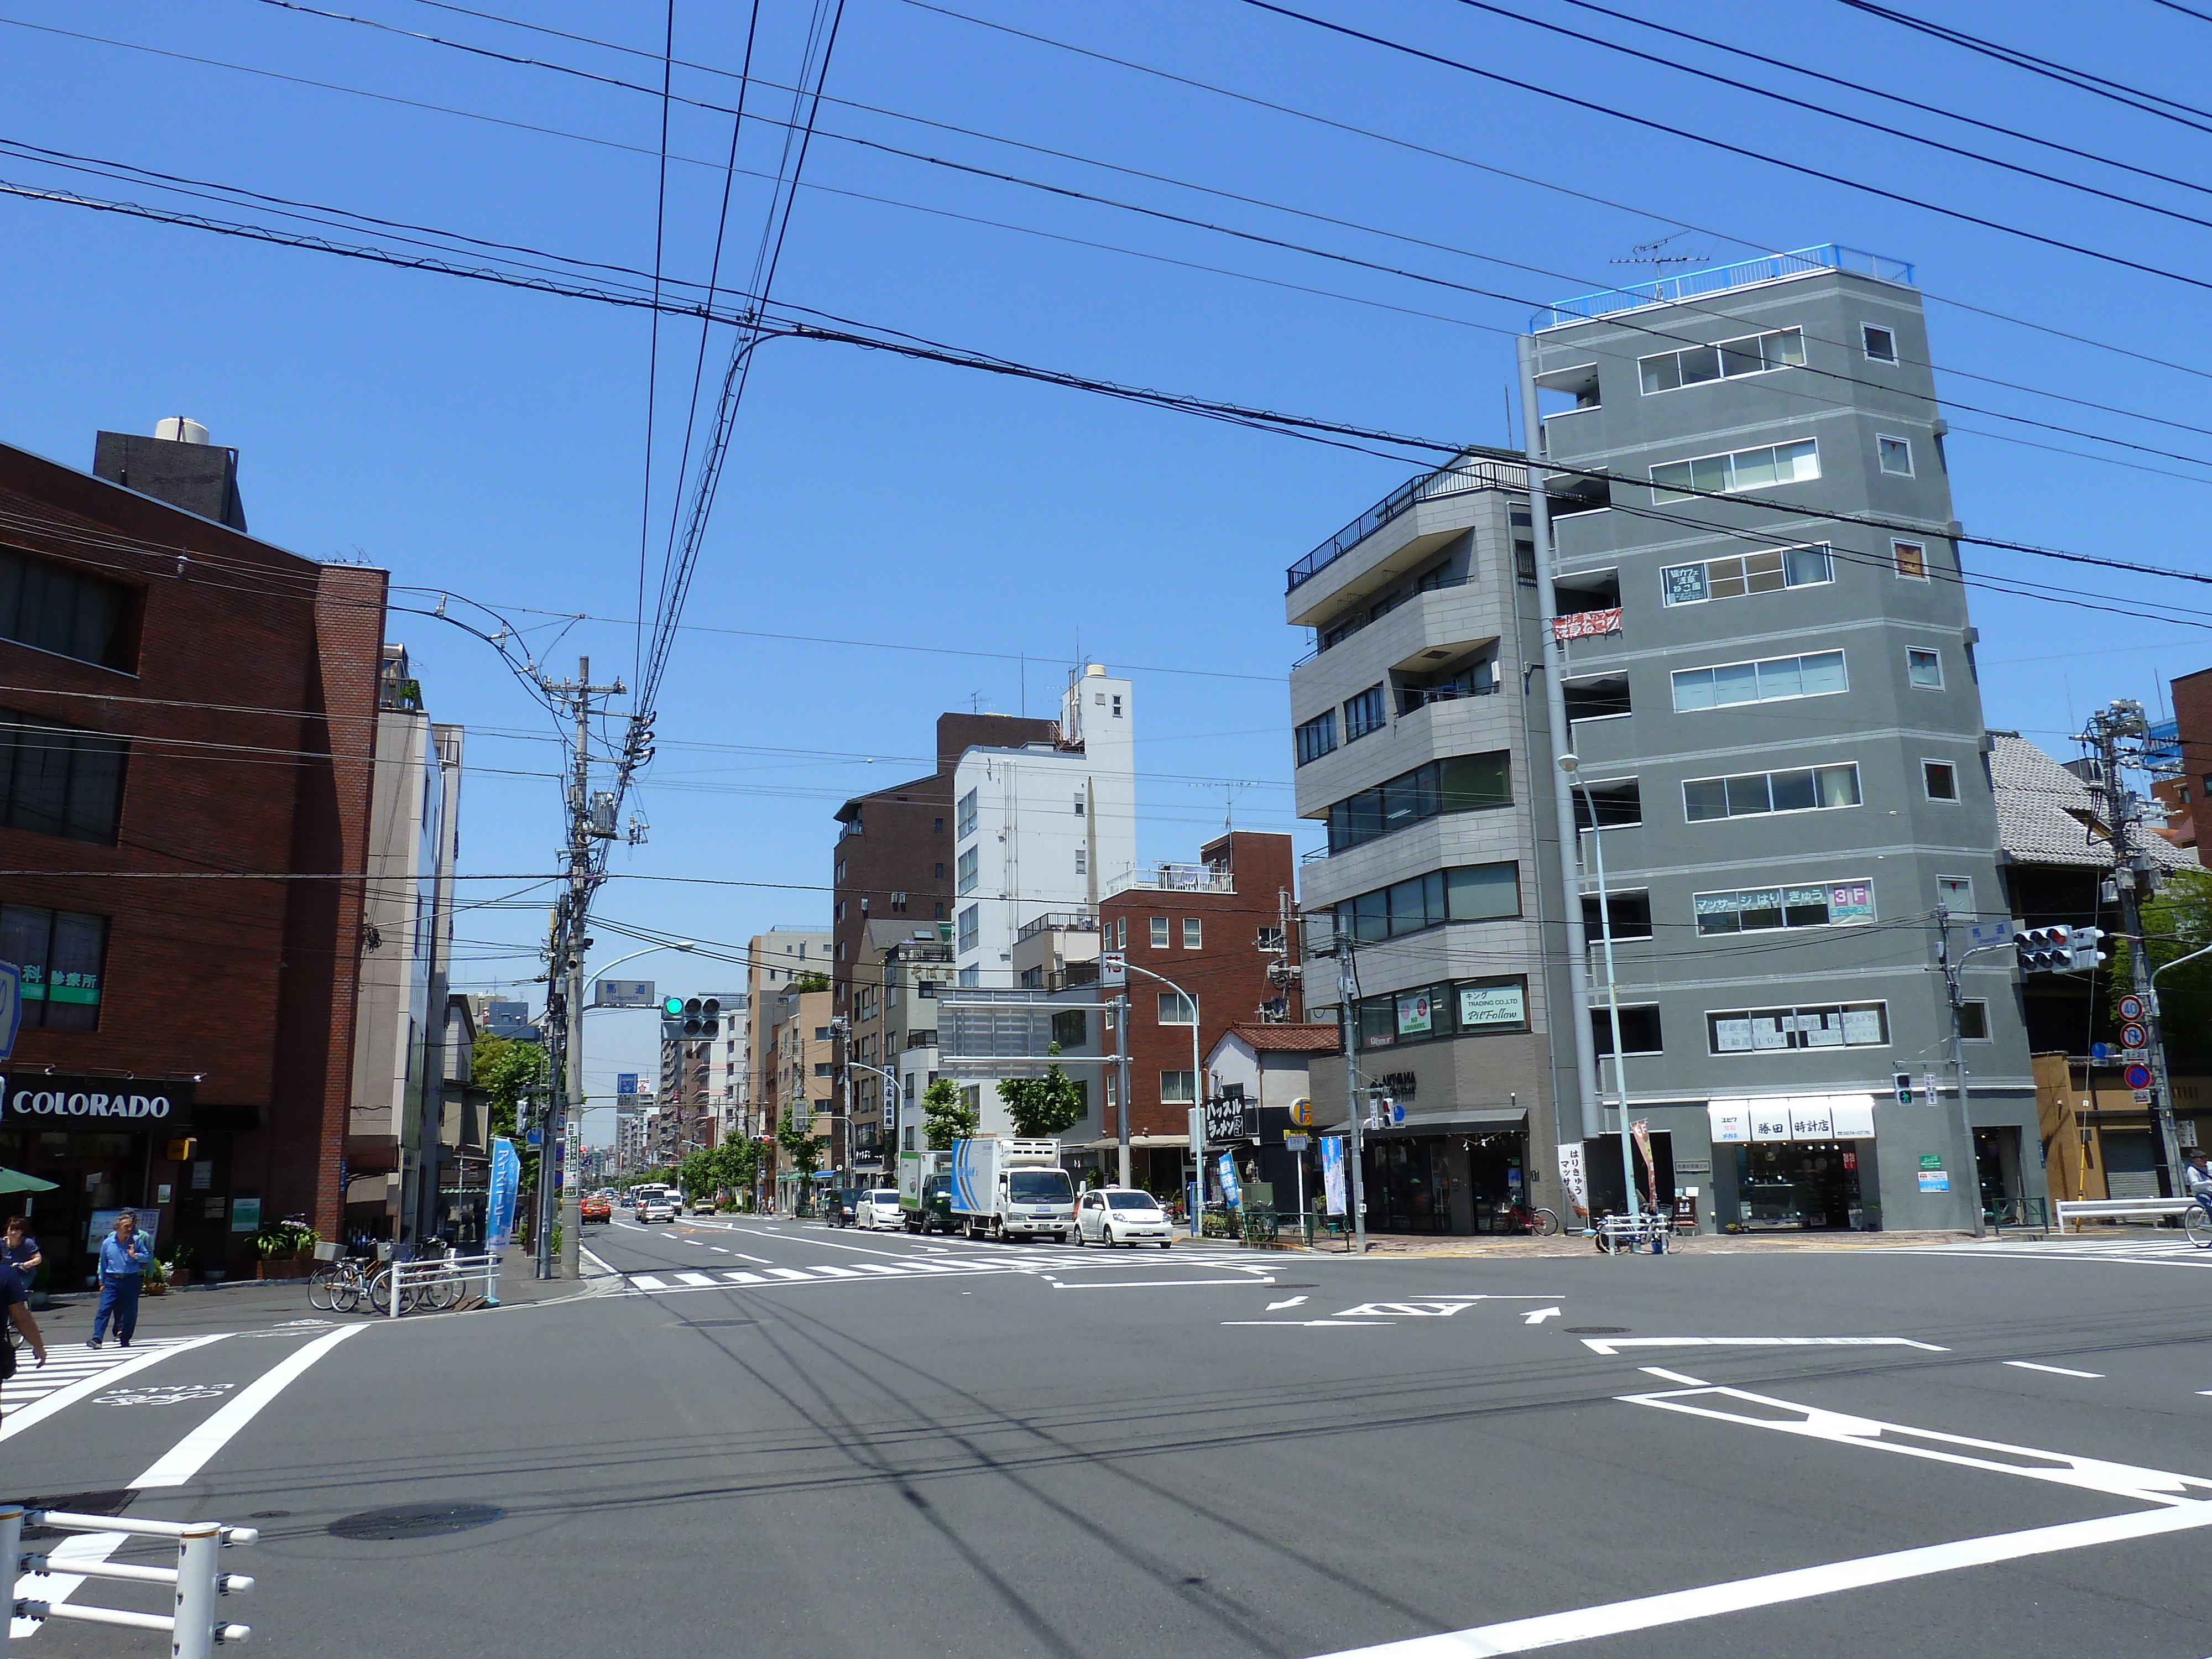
(0, 902, 108, 1029)
(1735, 1142, 1862, 1229)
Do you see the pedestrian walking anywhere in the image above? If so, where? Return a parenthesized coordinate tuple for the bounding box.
(90, 1209, 153, 1348)
(1, 1245, 48, 1417)
(3, 1212, 40, 1277)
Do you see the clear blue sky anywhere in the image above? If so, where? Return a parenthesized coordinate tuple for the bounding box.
(4, 0, 2209, 1133)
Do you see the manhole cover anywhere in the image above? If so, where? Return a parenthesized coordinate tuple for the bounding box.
(328, 1503, 504, 1541)
(1564, 1326, 1628, 1335)
(20, 1491, 129, 1542)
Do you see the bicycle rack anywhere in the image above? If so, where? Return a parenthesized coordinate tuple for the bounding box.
(3, 1504, 255, 1656)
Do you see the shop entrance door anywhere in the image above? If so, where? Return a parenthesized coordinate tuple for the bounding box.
(1973, 1128, 2021, 1219)
(1361, 1138, 1453, 1234)
(1735, 1142, 1861, 1229)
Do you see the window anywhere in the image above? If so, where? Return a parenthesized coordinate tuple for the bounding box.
(1671, 650, 1846, 713)
(1923, 760, 1959, 801)
(1150, 917, 1170, 950)
(0, 902, 107, 1030)
(1892, 540, 1928, 581)
(1182, 918, 1202, 950)
(1937, 875, 1974, 915)
(834, 901, 846, 923)
(0, 709, 128, 845)
(1683, 763, 1862, 822)
(1160, 1070, 1196, 1104)
(956, 789, 978, 837)
(933, 862, 945, 879)
(1862, 324, 1897, 363)
(1571, 778, 1642, 830)
(1258, 925, 1286, 951)
(957, 905, 979, 952)
(1661, 545, 1832, 606)
(935, 901, 946, 920)
(1694, 880, 1873, 935)
(1563, 675, 1631, 724)
(1338, 863, 1520, 944)
(956, 847, 979, 895)
(1650, 439, 1819, 503)
(1074, 847, 1087, 875)
(1707, 1001, 1888, 1053)
(1295, 710, 1338, 766)
(1344, 685, 1387, 742)
(1637, 327, 1805, 394)
(813, 1062, 833, 1078)
(0, 549, 135, 672)
(1959, 1000, 1990, 1041)
(1907, 648, 1944, 689)
(1325, 752, 1512, 853)
(1157, 990, 1196, 1024)
(1112, 695, 1123, 718)
(1115, 917, 1128, 950)
(1590, 1005, 1663, 1056)
(1877, 435, 1914, 476)
(1354, 977, 1527, 1049)
(933, 816, 943, 834)
(1580, 890, 1653, 940)
(1052, 1008, 1088, 1047)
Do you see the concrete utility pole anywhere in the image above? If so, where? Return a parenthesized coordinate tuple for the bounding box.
(2083, 702, 2186, 1193)
(1337, 950, 1367, 1253)
(1933, 904, 1989, 1240)
(1561, 755, 1637, 1222)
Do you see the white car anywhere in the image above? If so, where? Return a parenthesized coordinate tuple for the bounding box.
(1077, 1187, 1172, 1248)
(638, 1198, 677, 1225)
(857, 1188, 902, 1230)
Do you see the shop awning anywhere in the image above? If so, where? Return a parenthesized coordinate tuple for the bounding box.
(1708, 1093, 1876, 1144)
(1366, 1109, 1527, 1138)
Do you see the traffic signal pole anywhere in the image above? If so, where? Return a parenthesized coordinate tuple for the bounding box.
(1934, 905, 1987, 1239)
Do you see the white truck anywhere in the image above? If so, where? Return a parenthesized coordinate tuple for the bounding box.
(950, 1138, 1077, 1241)
(898, 1149, 956, 1234)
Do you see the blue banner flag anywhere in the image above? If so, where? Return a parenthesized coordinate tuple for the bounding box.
(1217, 1152, 1241, 1208)
(1321, 1135, 1347, 1216)
(487, 1136, 521, 1250)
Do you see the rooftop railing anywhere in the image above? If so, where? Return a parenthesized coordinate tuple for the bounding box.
(1107, 862, 1235, 895)
(1532, 244, 1914, 332)
(1287, 455, 1525, 593)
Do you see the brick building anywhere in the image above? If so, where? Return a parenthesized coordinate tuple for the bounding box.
(0, 426, 383, 1280)
(2151, 666, 2212, 858)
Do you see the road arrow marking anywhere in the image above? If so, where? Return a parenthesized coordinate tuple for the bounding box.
(1522, 1306, 1562, 1325)
(1267, 1296, 1308, 1311)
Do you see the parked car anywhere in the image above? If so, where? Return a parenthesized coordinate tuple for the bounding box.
(1077, 1187, 1172, 1248)
(858, 1188, 902, 1230)
(825, 1188, 860, 1227)
(581, 1195, 611, 1225)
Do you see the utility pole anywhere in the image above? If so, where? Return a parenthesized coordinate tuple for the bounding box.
(2082, 701, 2185, 1192)
(1337, 948, 1366, 1253)
(1933, 904, 1988, 1239)
(1114, 992, 1132, 1190)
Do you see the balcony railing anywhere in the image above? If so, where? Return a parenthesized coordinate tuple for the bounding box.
(1532, 243, 1914, 332)
(1287, 455, 1526, 593)
(1108, 861, 1234, 895)
(905, 1029, 938, 1049)
(1015, 909, 1099, 943)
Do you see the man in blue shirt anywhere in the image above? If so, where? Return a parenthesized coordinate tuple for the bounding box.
(91, 1210, 153, 1348)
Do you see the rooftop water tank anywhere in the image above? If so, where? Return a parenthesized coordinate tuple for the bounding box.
(153, 416, 211, 445)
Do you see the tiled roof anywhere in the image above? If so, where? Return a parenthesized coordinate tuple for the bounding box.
(1989, 732, 2194, 871)
(1225, 1022, 1340, 1053)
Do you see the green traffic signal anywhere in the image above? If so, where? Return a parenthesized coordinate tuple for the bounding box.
(661, 996, 685, 1016)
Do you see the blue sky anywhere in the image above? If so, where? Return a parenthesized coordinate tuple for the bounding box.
(4, 0, 2210, 1133)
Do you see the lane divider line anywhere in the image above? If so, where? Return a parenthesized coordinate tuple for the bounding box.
(2005, 1360, 2104, 1379)
(0, 1334, 230, 1443)
(132, 1324, 367, 1489)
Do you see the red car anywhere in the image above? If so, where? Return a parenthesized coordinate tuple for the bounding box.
(581, 1195, 612, 1225)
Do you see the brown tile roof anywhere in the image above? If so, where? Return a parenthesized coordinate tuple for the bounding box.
(1225, 1022, 1340, 1053)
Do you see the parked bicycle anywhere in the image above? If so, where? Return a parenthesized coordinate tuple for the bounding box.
(307, 1253, 375, 1313)
(2187, 1203, 2212, 1248)
(1495, 1200, 1561, 1237)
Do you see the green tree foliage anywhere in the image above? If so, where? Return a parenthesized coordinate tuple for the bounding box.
(2112, 866, 2212, 1053)
(472, 1034, 547, 1140)
(922, 1077, 977, 1149)
(777, 1110, 824, 1179)
(998, 1048, 1086, 1138)
(788, 971, 830, 993)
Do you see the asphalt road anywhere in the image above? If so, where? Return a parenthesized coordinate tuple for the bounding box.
(8, 1217, 2212, 1657)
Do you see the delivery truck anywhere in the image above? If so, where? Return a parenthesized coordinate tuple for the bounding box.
(950, 1138, 1077, 1241)
(898, 1149, 957, 1234)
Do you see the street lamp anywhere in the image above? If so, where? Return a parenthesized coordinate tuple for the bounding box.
(1560, 754, 1640, 1225)
(1118, 958, 1202, 1224)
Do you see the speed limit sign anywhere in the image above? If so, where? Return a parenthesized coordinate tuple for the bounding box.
(2119, 994, 2145, 1023)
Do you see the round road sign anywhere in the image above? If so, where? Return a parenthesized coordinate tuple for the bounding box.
(2119, 994, 2145, 1023)
(2124, 1063, 2153, 1091)
(2120, 1022, 2148, 1050)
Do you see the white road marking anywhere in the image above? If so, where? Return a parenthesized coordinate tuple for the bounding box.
(1580, 1335, 1948, 1357)
(578, 1246, 615, 1277)
(1055, 1277, 1274, 1290)
(722, 1271, 765, 1285)
(9, 1529, 127, 1640)
(2005, 1360, 2104, 1379)
(675, 1272, 718, 1287)
(767, 1269, 813, 1281)
(1222, 1319, 1389, 1328)
(809, 1265, 864, 1279)
(709, 1247, 730, 1254)
(133, 1324, 368, 1489)
(1637, 1368, 1709, 1387)
(632, 1274, 669, 1290)
(1267, 1296, 1309, 1311)
(729, 1251, 774, 1264)
(860, 1265, 906, 1276)
(1303, 1503, 2212, 1657)
(1522, 1307, 1562, 1325)
(1, 1335, 229, 1443)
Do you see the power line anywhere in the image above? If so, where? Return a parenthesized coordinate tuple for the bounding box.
(634, 0, 677, 701)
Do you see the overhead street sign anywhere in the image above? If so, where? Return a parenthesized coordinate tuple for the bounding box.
(595, 979, 655, 1008)
(1100, 951, 1127, 986)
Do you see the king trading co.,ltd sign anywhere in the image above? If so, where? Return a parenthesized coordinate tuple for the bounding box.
(0, 1073, 197, 1130)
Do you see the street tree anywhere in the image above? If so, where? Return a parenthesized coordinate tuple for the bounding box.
(2114, 864, 2212, 1053)
(922, 1077, 977, 1149)
(998, 1048, 1086, 1138)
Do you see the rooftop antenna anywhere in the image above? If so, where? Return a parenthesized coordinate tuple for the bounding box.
(1613, 231, 1710, 296)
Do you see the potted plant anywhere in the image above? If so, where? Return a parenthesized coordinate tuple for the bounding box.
(151, 1243, 194, 1296)
(252, 1220, 317, 1279)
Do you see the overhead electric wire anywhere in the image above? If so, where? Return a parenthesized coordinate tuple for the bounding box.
(634, 0, 678, 696)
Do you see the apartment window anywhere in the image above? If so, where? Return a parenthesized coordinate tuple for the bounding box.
(1959, 1000, 1990, 1041)
(1257, 925, 1286, 951)
(1661, 545, 1831, 606)
(1052, 1008, 1087, 1047)
(0, 709, 128, 845)
(934, 862, 945, 879)
(956, 789, 978, 837)
(1339, 862, 1520, 944)
(1160, 1070, 1196, 1104)
(1708, 1001, 1888, 1053)
(1182, 918, 1202, 950)
(1344, 684, 1387, 742)
(1651, 439, 1819, 503)
(956, 847, 979, 895)
(1115, 917, 1128, 950)
(934, 901, 946, 920)
(1695, 879, 1873, 935)
(1923, 760, 1959, 801)
(1112, 695, 1123, 718)
(1590, 1005, 1663, 1056)
(1355, 977, 1527, 1050)
(1074, 847, 1087, 875)
(1683, 763, 1862, 822)
(1325, 752, 1512, 853)
(957, 905, 979, 952)
(1580, 890, 1653, 941)
(1671, 650, 1846, 713)
(933, 816, 943, 833)
(1862, 324, 1897, 363)
(1877, 435, 1914, 476)
(0, 902, 107, 1030)
(0, 549, 135, 672)
(1073, 792, 1086, 816)
(813, 1062, 833, 1078)
(1907, 648, 1944, 689)
(1571, 778, 1642, 830)
(1295, 709, 1338, 766)
(1893, 540, 1928, 581)
(1937, 875, 1974, 914)
(1636, 326, 1804, 395)
(1157, 990, 1196, 1024)
(1150, 916, 1170, 950)
(1563, 675, 1631, 724)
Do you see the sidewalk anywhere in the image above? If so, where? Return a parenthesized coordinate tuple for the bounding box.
(1249, 1227, 1986, 1259)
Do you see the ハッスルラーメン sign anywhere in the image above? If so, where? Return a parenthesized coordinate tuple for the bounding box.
(0, 1073, 196, 1130)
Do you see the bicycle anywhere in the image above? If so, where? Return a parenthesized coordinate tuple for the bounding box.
(2187, 1202, 2212, 1249)
(1495, 1200, 1561, 1237)
(309, 1256, 375, 1313)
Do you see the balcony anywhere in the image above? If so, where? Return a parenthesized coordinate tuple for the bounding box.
(1105, 861, 1234, 896)
(1015, 910, 1098, 945)
(1532, 243, 1914, 332)
(1287, 453, 1526, 594)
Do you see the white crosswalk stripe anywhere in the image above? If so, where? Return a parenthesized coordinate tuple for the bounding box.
(1908, 1237, 2212, 1269)
(2, 1337, 206, 1413)
(616, 1248, 1262, 1297)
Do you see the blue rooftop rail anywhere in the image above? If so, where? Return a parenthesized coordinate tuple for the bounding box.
(1532, 244, 1914, 333)
(1286, 454, 1525, 593)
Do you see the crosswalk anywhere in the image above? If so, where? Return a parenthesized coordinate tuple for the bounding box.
(1909, 1235, 2212, 1270)
(2, 1335, 211, 1423)
(618, 1246, 1258, 1296)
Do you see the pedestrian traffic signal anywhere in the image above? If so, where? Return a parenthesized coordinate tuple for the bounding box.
(2068, 926, 2108, 972)
(2015, 925, 2078, 974)
(1893, 1072, 1913, 1105)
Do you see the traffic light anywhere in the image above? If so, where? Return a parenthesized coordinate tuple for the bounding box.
(660, 995, 686, 1043)
(2068, 926, 2108, 972)
(1893, 1072, 1913, 1105)
(2015, 925, 2077, 974)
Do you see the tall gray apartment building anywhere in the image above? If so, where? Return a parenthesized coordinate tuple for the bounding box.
(1288, 246, 2041, 1235)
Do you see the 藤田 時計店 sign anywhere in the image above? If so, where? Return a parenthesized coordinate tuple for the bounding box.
(0, 1073, 197, 1130)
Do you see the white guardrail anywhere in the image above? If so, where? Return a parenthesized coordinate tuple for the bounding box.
(2054, 1197, 2199, 1230)
(3, 1504, 255, 1655)
(385, 1251, 499, 1318)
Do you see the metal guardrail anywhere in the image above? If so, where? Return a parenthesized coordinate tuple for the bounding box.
(2056, 1197, 2198, 1229)
(3, 1504, 256, 1655)
(1531, 243, 1916, 332)
(386, 1250, 499, 1318)
(1287, 456, 1525, 593)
